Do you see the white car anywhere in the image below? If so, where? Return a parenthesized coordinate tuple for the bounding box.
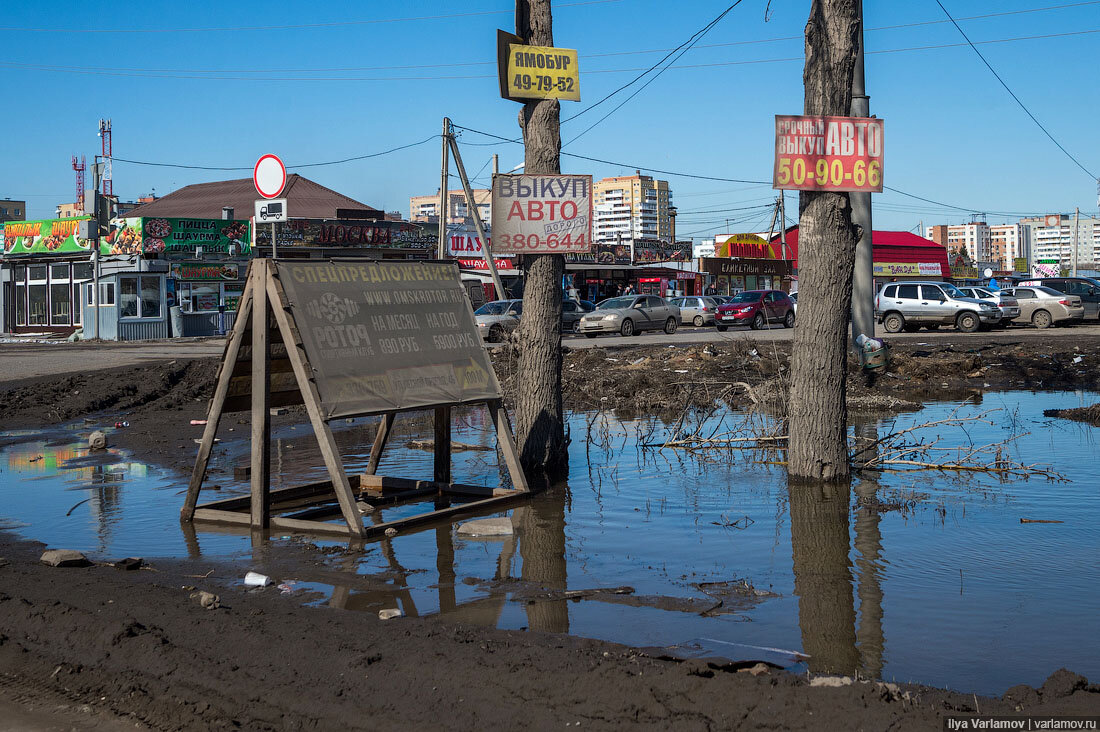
(956, 287, 1020, 324)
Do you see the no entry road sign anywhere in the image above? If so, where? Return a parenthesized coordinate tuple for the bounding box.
(254, 154, 287, 199)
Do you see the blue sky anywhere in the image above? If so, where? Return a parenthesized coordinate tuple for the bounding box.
(2, 0, 1097, 239)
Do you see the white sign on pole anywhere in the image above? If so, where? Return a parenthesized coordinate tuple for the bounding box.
(254, 154, 286, 199)
(490, 174, 592, 254)
(255, 198, 288, 223)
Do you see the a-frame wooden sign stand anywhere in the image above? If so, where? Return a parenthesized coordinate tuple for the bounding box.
(181, 259, 530, 538)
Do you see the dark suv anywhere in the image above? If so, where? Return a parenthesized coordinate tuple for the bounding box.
(1017, 277, 1100, 320)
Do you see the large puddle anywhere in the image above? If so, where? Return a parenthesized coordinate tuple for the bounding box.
(1, 391, 1098, 695)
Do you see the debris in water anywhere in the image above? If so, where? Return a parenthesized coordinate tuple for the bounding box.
(244, 571, 274, 587)
(88, 431, 107, 450)
(378, 608, 403, 620)
(1020, 518, 1064, 524)
(456, 517, 513, 537)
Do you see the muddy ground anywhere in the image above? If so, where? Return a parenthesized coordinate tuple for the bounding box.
(2, 336, 1100, 728)
(0, 532, 1096, 731)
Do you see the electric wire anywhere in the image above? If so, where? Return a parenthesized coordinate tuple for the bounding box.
(935, 0, 1097, 180)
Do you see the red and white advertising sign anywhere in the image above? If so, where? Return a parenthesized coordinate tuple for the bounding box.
(490, 173, 592, 254)
(773, 115, 883, 193)
(446, 227, 514, 258)
(457, 258, 514, 271)
(254, 154, 287, 199)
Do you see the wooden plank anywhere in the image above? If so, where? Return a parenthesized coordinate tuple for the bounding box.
(223, 389, 304, 414)
(360, 491, 530, 540)
(488, 399, 531, 493)
(228, 370, 300, 396)
(364, 412, 395, 476)
(193, 508, 253, 526)
(251, 260, 271, 529)
(434, 405, 452, 484)
(195, 476, 355, 512)
(267, 270, 365, 538)
(181, 281, 254, 521)
(231, 357, 295, 378)
(269, 516, 364, 536)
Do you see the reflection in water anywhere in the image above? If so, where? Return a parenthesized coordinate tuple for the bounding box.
(853, 420, 885, 679)
(789, 480, 859, 675)
(518, 488, 570, 634)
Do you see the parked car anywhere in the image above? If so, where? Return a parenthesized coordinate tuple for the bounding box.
(714, 290, 794, 331)
(956, 286, 1021, 324)
(669, 296, 720, 326)
(1017, 276, 1100, 320)
(578, 295, 680, 338)
(561, 299, 595, 333)
(1001, 286, 1084, 328)
(789, 291, 798, 314)
(474, 299, 522, 342)
(875, 281, 1000, 333)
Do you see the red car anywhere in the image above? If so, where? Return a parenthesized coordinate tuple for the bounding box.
(715, 289, 795, 331)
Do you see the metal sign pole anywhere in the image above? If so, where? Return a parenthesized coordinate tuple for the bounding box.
(448, 136, 506, 300)
(272, 222, 277, 260)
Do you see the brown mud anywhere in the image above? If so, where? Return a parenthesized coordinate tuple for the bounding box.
(0, 532, 1096, 731)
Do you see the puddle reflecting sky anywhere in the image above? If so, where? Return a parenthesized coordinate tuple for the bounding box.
(1, 391, 1098, 695)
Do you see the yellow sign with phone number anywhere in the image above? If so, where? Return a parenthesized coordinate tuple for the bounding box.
(506, 44, 580, 101)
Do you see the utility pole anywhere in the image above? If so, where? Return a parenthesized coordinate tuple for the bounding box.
(1071, 206, 1080, 276)
(447, 134, 506, 299)
(849, 0, 874, 346)
(513, 0, 568, 483)
(779, 191, 788, 261)
(438, 117, 450, 260)
(91, 159, 103, 340)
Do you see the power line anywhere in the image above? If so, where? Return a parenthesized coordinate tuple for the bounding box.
(6, 27, 1097, 81)
(112, 135, 438, 172)
(935, 0, 1097, 180)
(0, 1, 622, 34)
(564, 1, 744, 145)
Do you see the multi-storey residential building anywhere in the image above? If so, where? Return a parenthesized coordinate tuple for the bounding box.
(925, 222, 991, 263)
(0, 199, 26, 224)
(1020, 214, 1100, 270)
(988, 224, 1028, 271)
(593, 172, 673, 245)
(409, 189, 491, 226)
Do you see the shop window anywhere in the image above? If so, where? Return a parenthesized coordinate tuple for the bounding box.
(15, 283, 26, 325)
(28, 284, 47, 325)
(51, 263, 70, 280)
(73, 263, 94, 281)
(100, 282, 115, 306)
(50, 284, 71, 325)
(29, 265, 47, 280)
(118, 276, 161, 319)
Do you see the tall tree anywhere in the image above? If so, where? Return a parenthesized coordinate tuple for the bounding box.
(513, 0, 568, 482)
(787, 0, 862, 482)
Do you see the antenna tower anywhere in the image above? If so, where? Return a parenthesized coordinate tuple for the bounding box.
(98, 119, 113, 197)
(71, 155, 86, 211)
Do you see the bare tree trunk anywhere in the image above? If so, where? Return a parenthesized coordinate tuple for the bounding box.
(788, 0, 862, 483)
(514, 0, 568, 482)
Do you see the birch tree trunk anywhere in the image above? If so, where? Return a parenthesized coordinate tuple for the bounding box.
(514, 0, 568, 482)
(788, 0, 862, 483)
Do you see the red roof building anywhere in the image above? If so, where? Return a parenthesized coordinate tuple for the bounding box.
(770, 226, 950, 277)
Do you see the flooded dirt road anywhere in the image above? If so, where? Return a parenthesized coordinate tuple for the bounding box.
(1, 350, 1098, 728)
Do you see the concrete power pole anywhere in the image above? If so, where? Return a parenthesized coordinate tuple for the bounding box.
(1071, 206, 1080, 277)
(438, 117, 450, 260)
(850, 0, 874, 345)
(513, 0, 568, 482)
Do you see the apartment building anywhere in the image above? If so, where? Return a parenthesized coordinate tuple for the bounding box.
(925, 222, 992, 264)
(988, 224, 1028, 271)
(0, 199, 26, 224)
(409, 189, 491, 226)
(592, 172, 673, 245)
(1020, 213, 1100, 269)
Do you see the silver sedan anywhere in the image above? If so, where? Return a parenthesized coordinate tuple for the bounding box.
(579, 295, 681, 338)
(474, 299, 522, 342)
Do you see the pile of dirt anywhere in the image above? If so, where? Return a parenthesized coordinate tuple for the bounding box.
(0, 531, 1095, 730)
(1044, 402, 1100, 426)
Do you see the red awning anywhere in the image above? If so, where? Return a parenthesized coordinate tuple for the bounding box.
(769, 226, 949, 274)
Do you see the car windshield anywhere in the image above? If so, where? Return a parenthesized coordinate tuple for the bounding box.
(598, 297, 636, 310)
(475, 301, 511, 316)
(728, 291, 763, 303)
(940, 283, 967, 298)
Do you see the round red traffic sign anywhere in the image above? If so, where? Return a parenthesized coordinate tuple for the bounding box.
(253, 154, 286, 199)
